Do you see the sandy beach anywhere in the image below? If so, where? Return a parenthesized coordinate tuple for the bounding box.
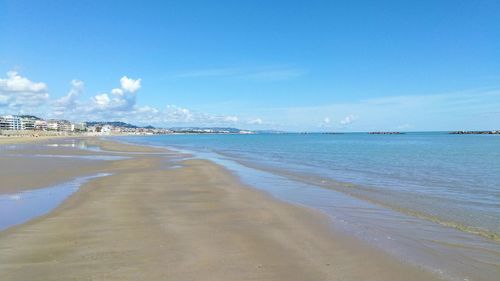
(0, 135, 69, 145)
(0, 138, 441, 281)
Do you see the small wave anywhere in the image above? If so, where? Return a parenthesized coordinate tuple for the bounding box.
(229, 159, 500, 242)
(8, 194, 21, 201)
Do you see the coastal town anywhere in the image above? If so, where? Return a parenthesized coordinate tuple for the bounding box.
(0, 114, 255, 136)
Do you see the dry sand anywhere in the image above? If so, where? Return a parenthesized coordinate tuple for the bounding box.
(0, 139, 441, 280)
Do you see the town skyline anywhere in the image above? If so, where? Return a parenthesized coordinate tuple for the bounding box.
(0, 114, 259, 135)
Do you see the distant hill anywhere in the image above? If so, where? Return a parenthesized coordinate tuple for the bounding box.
(254, 130, 287, 134)
(85, 121, 139, 128)
(169, 127, 248, 133)
(19, 115, 42, 120)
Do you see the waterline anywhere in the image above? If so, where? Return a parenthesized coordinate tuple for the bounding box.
(116, 134, 500, 281)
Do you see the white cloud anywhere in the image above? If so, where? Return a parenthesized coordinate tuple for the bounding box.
(143, 105, 242, 126)
(340, 114, 357, 125)
(54, 79, 83, 108)
(248, 118, 263, 125)
(0, 71, 47, 92)
(0, 72, 245, 127)
(111, 88, 124, 96)
(135, 105, 159, 114)
(163, 105, 195, 122)
(0, 71, 49, 108)
(120, 76, 141, 93)
(254, 88, 500, 131)
(5, 70, 498, 132)
(92, 93, 111, 107)
(86, 76, 141, 113)
(46, 75, 143, 120)
(224, 116, 239, 122)
(51, 79, 215, 125)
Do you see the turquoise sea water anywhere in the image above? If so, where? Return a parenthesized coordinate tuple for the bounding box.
(118, 133, 500, 280)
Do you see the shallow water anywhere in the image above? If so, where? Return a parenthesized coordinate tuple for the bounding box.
(117, 133, 500, 281)
(0, 173, 110, 231)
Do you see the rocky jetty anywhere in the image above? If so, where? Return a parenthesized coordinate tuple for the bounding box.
(368, 132, 404, 135)
(449, 130, 500, 135)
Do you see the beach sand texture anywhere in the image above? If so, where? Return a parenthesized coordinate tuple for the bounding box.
(0, 139, 440, 281)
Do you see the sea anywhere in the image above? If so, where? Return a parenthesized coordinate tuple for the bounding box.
(117, 132, 500, 281)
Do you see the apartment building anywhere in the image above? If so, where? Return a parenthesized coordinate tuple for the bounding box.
(34, 120, 48, 130)
(0, 115, 22, 130)
(21, 116, 39, 130)
(46, 119, 75, 132)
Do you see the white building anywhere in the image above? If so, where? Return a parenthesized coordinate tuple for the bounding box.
(86, 125, 99, 133)
(21, 116, 38, 130)
(101, 125, 113, 134)
(46, 119, 74, 132)
(73, 122, 87, 131)
(58, 120, 73, 132)
(0, 115, 22, 130)
(34, 120, 48, 130)
(47, 120, 59, 131)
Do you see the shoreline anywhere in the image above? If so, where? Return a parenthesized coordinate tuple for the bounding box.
(116, 135, 500, 242)
(112, 135, 500, 281)
(0, 138, 442, 281)
(228, 155, 500, 242)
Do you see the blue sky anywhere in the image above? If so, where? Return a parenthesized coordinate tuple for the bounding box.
(1, 0, 499, 131)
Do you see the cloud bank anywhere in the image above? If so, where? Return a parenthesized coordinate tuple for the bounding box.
(1, 71, 498, 131)
(253, 89, 500, 131)
(0, 71, 49, 109)
(340, 114, 357, 125)
(0, 71, 252, 127)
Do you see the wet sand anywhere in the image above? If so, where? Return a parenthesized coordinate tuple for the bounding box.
(0, 135, 68, 145)
(0, 138, 111, 193)
(0, 139, 441, 280)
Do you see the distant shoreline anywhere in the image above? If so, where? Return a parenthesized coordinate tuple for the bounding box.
(1, 129, 500, 145)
